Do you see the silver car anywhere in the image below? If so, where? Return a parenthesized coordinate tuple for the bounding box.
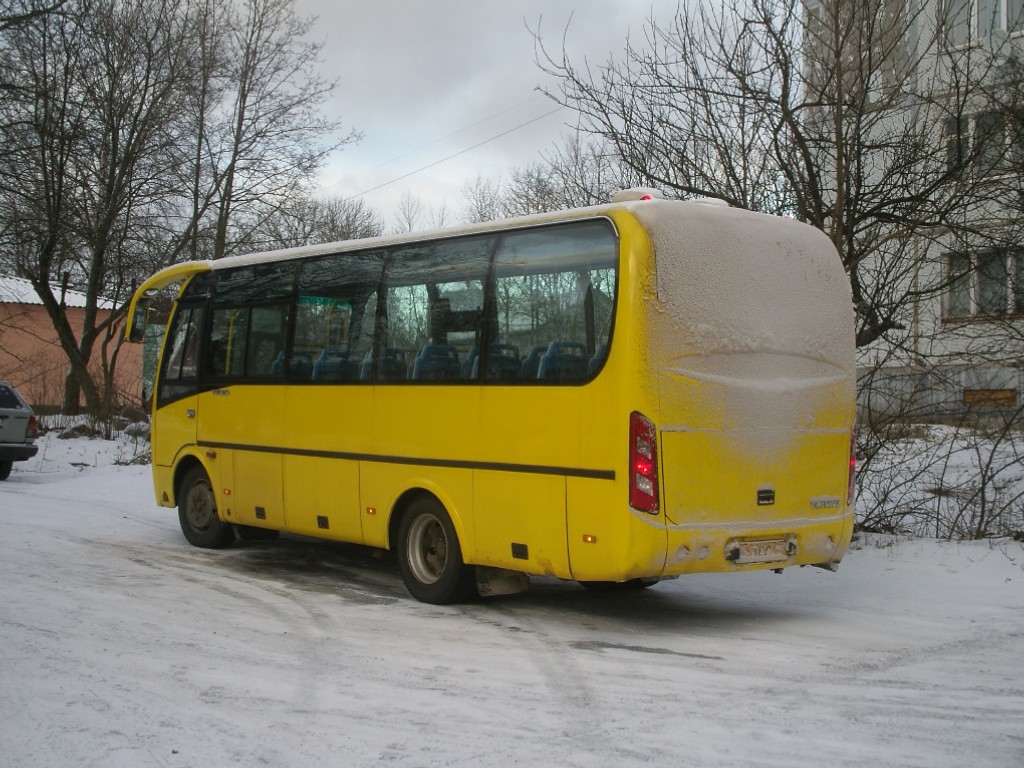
(0, 381, 39, 481)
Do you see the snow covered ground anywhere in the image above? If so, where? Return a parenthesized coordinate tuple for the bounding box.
(2, 431, 1023, 768)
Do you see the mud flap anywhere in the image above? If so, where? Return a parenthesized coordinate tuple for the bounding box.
(475, 566, 530, 597)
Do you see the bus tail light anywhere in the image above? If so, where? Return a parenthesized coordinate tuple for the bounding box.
(846, 426, 857, 506)
(26, 415, 38, 440)
(629, 411, 659, 514)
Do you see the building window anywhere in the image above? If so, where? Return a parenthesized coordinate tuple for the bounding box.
(945, 250, 1023, 318)
(1009, 0, 1024, 31)
(941, 0, 971, 46)
(942, 0, 1022, 43)
(945, 116, 967, 171)
(945, 110, 1024, 174)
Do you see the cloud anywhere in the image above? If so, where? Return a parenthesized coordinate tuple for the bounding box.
(294, 0, 679, 226)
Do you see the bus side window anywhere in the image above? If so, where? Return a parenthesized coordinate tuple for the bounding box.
(158, 305, 204, 404)
(206, 308, 248, 378)
(491, 222, 617, 383)
(382, 236, 493, 382)
(297, 251, 386, 382)
(245, 305, 288, 378)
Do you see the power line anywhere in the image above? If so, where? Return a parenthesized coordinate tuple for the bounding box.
(342, 105, 565, 202)
(336, 94, 548, 187)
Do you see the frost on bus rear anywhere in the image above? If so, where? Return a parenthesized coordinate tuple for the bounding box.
(124, 191, 856, 604)
(633, 199, 856, 579)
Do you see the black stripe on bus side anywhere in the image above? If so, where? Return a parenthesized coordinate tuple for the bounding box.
(197, 440, 616, 481)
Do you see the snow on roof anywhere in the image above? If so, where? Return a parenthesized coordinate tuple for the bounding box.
(0, 275, 115, 309)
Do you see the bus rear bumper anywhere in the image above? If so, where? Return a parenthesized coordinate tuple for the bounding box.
(660, 512, 853, 576)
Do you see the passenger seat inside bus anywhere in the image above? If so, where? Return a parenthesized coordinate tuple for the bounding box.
(271, 351, 314, 380)
(461, 347, 479, 378)
(537, 341, 589, 381)
(412, 344, 460, 380)
(312, 349, 358, 381)
(360, 347, 408, 381)
(291, 351, 314, 380)
(472, 343, 521, 381)
(519, 346, 547, 379)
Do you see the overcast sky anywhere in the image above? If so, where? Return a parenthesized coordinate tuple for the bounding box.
(292, 1, 682, 228)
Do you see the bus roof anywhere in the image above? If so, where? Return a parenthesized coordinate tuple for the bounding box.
(125, 194, 826, 340)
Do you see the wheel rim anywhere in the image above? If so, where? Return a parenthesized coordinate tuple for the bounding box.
(184, 479, 217, 532)
(407, 513, 448, 585)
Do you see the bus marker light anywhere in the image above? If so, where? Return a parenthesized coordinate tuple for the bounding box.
(582, 534, 597, 544)
(366, 506, 376, 516)
(847, 427, 858, 506)
(205, 450, 217, 459)
(223, 488, 231, 495)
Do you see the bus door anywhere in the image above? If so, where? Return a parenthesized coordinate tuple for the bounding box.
(152, 302, 205, 470)
(200, 303, 289, 531)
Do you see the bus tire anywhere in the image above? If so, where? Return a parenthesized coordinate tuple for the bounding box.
(397, 496, 477, 604)
(178, 466, 234, 549)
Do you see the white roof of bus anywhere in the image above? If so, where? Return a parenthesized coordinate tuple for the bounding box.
(140, 196, 829, 296)
(208, 200, 629, 271)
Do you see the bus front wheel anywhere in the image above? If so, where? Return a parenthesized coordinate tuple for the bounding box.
(397, 497, 476, 605)
(178, 466, 234, 549)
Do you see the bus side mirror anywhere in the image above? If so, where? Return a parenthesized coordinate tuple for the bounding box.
(128, 304, 148, 343)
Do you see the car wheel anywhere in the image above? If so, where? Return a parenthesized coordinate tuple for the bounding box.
(0, 460, 11, 481)
(397, 496, 476, 604)
(178, 465, 234, 549)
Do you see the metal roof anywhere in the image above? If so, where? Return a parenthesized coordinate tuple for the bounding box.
(0, 275, 115, 309)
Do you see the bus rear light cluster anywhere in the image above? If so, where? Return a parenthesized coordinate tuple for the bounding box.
(629, 411, 659, 514)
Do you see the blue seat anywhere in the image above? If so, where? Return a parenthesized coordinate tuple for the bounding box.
(272, 351, 314, 379)
(461, 347, 479, 378)
(473, 343, 521, 381)
(588, 343, 608, 375)
(412, 344, 460, 380)
(361, 347, 408, 381)
(538, 341, 589, 381)
(289, 352, 314, 380)
(312, 349, 358, 381)
(519, 346, 547, 379)
(270, 351, 285, 375)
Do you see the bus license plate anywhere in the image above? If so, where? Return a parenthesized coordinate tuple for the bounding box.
(734, 539, 791, 564)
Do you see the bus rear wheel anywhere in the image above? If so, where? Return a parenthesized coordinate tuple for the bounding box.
(397, 496, 476, 605)
(178, 466, 234, 549)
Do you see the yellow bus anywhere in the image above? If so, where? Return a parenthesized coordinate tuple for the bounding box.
(125, 189, 857, 604)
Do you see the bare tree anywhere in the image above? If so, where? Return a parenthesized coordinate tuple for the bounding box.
(535, 0, 1023, 349)
(256, 194, 384, 250)
(0, 0, 193, 413)
(0, 0, 65, 35)
(459, 174, 505, 223)
(204, 0, 356, 261)
(0, 0, 355, 414)
(393, 190, 424, 233)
